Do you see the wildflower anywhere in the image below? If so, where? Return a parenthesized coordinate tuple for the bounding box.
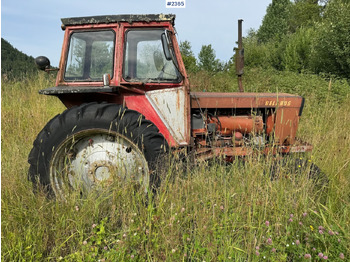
(271, 248, 276, 253)
(303, 212, 308, 217)
(123, 233, 127, 238)
(328, 230, 334, 236)
(319, 230, 324, 234)
(338, 238, 341, 243)
(296, 240, 300, 245)
(131, 254, 135, 259)
(255, 251, 260, 256)
(299, 221, 303, 226)
(290, 214, 294, 218)
(286, 244, 290, 247)
(339, 253, 345, 259)
(104, 246, 108, 250)
(318, 226, 325, 231)
(82, 240, 87, 245)
(75, 205, 79, 211)
(304, 254, 311, 259)
(220, 205, 224, 210)
(318, 253, 324, 258)
(267, 238, 272, 245)
(172, 249, 176, 253)
(256, 246, 260, 250)
(265, 220, 270, 226)
(288, 218, 293, 223)
(134, 233, 137, 236)
(323, 256, 328, 260)
(335, 231, 339, 235)
(92, 224, 97, 228)
(292, 242, 295, 245)
(312, 248, 316, 251)
(181, 207, 185, 212)
(310, 225, 314, 231)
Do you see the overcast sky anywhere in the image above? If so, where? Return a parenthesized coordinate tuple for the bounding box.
(1, 0, 271, 67)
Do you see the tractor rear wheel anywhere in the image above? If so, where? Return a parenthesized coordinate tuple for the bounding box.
(28, 103, 168, 200)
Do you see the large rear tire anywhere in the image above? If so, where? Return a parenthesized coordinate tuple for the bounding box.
(28, 103, 168, 200)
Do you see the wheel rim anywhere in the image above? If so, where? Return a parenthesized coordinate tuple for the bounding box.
(50, 129, 149, 199)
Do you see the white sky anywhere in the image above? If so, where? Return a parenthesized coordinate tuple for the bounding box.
(1, 0, 272, 66)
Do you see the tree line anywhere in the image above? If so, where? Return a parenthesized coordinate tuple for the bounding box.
(1, 38, 37, 81)
(180, 0, 350, 79)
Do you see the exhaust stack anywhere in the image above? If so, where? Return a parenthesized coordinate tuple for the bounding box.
(235, 19, 244, 92)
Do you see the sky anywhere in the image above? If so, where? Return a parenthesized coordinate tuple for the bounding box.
(1, 0, 272, 67)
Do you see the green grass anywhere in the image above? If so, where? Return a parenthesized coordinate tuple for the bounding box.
(2, 70, 350, 261)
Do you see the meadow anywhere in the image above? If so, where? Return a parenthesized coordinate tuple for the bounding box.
(2, 69, 350, 261)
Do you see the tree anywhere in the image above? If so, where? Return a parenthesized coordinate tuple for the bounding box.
(311, 0, 350, 77)
(1, 38, 37, 81)
(257, 0, 292, 43)
(198, 44, 222, 73)
(179, 40, 197, 73)
(288, 0, 322, 33)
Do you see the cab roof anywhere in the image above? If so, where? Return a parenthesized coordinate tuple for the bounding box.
(61, 14, 176, 27)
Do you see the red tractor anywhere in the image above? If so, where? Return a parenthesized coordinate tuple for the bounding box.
(29, 14, 313, 199)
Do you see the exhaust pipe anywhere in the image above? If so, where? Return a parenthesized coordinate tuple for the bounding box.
(235, 19, 244, 92)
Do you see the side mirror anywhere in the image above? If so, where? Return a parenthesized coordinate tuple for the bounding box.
(35, 56, 50, 71)
(153, 50, 165, 71)
(161, 32, 172, 61)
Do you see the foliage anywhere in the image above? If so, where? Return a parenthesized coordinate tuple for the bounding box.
(310, 0, 350, 78)
(179, 40, 198, 73)
(288, 0, 322, 33)
(198, 44, 223, 73)
(2, 71, 350, 261)
(257, 0, 292, 43)
(1, 38, 37, 81)
(245, 0, 350, 79)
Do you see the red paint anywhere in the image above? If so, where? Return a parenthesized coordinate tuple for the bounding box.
(124, 95, 177, 147)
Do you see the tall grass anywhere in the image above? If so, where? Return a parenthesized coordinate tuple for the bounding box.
(2, 71, 350, 261)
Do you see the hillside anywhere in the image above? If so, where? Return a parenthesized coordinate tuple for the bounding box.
(1, 38, 37, 81)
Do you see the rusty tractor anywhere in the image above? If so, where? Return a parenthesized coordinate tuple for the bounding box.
(29, 14, 316, 199)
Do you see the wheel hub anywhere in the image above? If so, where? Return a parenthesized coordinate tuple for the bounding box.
(50, 130, 149, 198)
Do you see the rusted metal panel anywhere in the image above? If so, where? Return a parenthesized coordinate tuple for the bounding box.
(274, 107, 300, 145)
(209, 115, 264, 135)
(39, 86, 118, 95)
(190, 92, 303, 109)
(61, 14, 176, 27)
(146, 86, 188, 146)
(124, 95, 177, 147)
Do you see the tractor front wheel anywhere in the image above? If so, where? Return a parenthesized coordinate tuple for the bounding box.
(28, 103, 168, 200)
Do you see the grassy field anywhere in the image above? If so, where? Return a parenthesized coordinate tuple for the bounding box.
(2, 70, 350, 261)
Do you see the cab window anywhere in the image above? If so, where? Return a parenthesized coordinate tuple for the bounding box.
(65, 30, 115, 81)
(123, 29, 181, 83)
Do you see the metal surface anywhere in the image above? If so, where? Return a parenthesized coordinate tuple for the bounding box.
(61, 14, 176, 27)
(39, 86, 118, 95)
(146, 87, 188, 145)
(210, 115, 264, 135)
(124, 95, 178, 147)
(190, 92, 303, 109)
(50, 129, 149, 199)
(235, 19, 244, 92)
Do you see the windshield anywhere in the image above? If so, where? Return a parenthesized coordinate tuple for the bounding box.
(64, 30, 115, 81)
(123, 29, 181, 83)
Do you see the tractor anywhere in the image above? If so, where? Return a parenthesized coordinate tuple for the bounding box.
(29, 14, 314, 199)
